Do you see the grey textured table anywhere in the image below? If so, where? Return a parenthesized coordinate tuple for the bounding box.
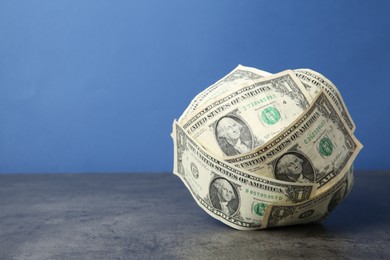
(0, 171, 389, 259)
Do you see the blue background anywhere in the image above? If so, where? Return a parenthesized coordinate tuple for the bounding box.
(0, 0, 389, 173)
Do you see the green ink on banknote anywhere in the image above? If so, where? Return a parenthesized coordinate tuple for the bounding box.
(253, 202, 267, 216)
(261, 107, 280, 125)
(319, 137, 333, 156)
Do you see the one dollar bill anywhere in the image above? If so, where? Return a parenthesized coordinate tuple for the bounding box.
(260, 164, 354, 229)
(172, 120, 317, 230)
(226, 91, 362, 195)
(179, 65, 272, 123)
(179, 70, 313, 159)
(294, 69, 355, 132)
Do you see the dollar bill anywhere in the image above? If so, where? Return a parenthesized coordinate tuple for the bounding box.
(293, 70, 321, 99)
(294, 69, 355, 132)
(179, 65, 272, 123)
(172, 120, 317, 230)
(226, 91, 362, 194)
(179, 70, 313, 159)
(260, 163, 354, 229)
(179, 65, 356, 136)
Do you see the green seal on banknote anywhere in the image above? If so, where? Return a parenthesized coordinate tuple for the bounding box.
(253, 202, 267, 216)
(319, 137, 333, 156)
(261, 107, 280, 125)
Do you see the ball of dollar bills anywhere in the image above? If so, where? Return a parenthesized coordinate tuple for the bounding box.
(172, 65, 362, 230)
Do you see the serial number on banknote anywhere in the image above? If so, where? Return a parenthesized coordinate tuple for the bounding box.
(245, 189, 283, 201)
(242, 94, 277, 111)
